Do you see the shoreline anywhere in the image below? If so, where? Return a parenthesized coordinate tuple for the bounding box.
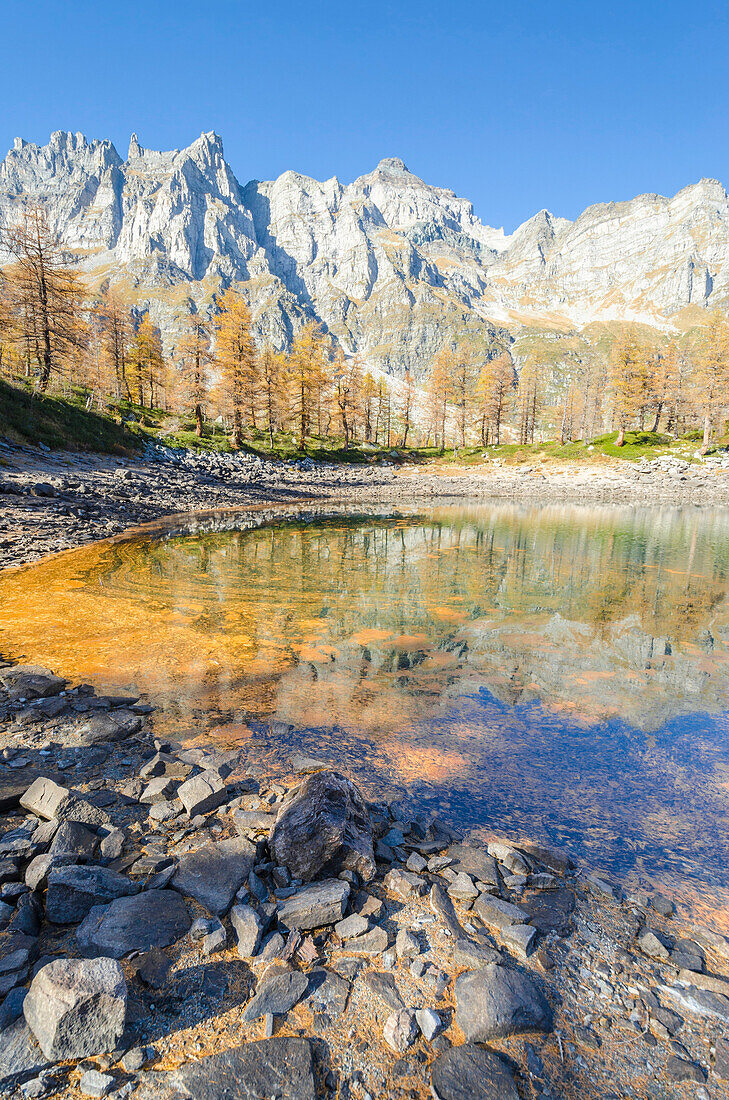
(2, 442, 729, 572)
(1, 661, 729, 1097)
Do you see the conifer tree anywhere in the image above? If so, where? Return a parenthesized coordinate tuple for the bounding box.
(475, 352, 515, 445)
(177, 309, 213, 436)
(214, 289, 258, 447)
(287, 322, 329, 450)
(128, 315, 164, 408)
(2, 203, 85, 391)
(694, 310, 729, 453)
(610, 332, 650, 445)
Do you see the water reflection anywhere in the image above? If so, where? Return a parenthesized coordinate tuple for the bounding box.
(2, 502, 729, 926)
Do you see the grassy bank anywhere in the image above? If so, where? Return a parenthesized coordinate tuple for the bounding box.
(0, 376, 721, 464)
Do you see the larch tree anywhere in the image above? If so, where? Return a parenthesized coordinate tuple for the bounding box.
(97, 289, 133, 400)
(177, 309, 213, 436)
(399, 370, 416, 447)
(609, 332, 651, 445)
(128, 315, 164, 408)
(287, 322, 329, 450)
(2, 203, 85, 392)
(694, 310, 729, 453)
(451, 342, 478, 448)
(214, 289, 258, 448)
(426, 347, 454, 449)
(258, 343, 286, 448)
(475, 351, 515, 445)
(332, 348, 362, 450)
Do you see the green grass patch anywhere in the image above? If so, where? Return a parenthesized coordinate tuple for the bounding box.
(0, 379, 142, 455)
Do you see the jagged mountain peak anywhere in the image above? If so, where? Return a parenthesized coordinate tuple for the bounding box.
(1, 127, 728, 374)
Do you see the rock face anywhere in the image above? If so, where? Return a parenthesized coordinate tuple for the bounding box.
(455, 963, 553, 1040)
(5, 130, 727, 375)
(23, 957, 126, 1059)
(270, 771, 375, 883)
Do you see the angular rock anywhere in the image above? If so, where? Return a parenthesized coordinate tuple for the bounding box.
(455, 963, 553, 1040)
(235, 810, 277, 832)
(430, 1043, 519, 1100)
(474, 893, 530, 931)
(231, 904, 263, 957)
(447, 844, 500, 887)
(49, 821, 97, 860)
(714, 1036, 729, 1079)
(23, 957, 126, 1059)
(660, 982, 729, 1022)
(347, 925, 389, 955)
(430, 883, 468, 940)
(501, 924, 537, 958)
(76, 889, 190, 957)
(270, 771, 375, 883)
(334, 913, 369, 940)
(304, 968, 350, 1019)
(0, 1018, 50, 1090)
(416, 1007, 441, 1040)
(0, 666, 66, 701)
(75, 709, 143, 745)
(172, 837, 255, 915)
(277, 879, 350, 932)
(19, 778, 69, 821)
(361, 971, 404, 1011)
(140, 777, 178, 804)
(172, 1037, 315, 1100)
(666, 1055, 705, 1082)
(384, 868, 427, 901)
(99, 829, 125, 860)
(242, 969, 309, 1022)
(383, 1009, 417, 1052)
(25, 853, 76, 891)
(45, 865, 137, 923)
(453, 937, 501, 968)
(638, 928, 670, 961)
(177, 770, 227, 817)
(396, 928, 420, 959)
(79, 1069, 115, 1097)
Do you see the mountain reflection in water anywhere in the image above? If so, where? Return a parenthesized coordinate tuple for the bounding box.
(2, 502, 729, 928)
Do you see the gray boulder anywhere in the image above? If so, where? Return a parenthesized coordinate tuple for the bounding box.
(270, 771, 375, 883)
(455, 964, 552, 1040)
(23, 957, 126, 1059)
(45, 865, 137, 923)
(230, 904, 263, 957)
(76, 709, 143, 745)
(49, 821, 97, 860)
(0, 666, 66, 702)
(0, 1018, 50, 1090)
(172, 837, 255, 915)
(430, 1043, 519, 1100)
(19, 778, 68, 821)
(473, 894, 530, 931)
(76, 889, 190, 957)
(177, 770, 228, 817)
(277, 880, 350, 931)
(242, 969, 309, 1022)
(172, 1037, 315, 1100)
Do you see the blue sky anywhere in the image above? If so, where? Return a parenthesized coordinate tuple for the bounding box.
(3, 1, 728, 231)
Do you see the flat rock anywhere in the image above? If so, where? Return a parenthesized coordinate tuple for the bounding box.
(361, 970, 404, 1011)
(23, 956, 126, 1059)
(19, 778, 69, 821)
(304, 968, 350, 1018)
(270, 771, 375, 882)
(660, 982, 729, 1022)
(383, 1008, 417, 1052)
(455, 963, 553, 1040)
(76, 889, 191, 957)
(76, 709, 143, 745)
(172, 1037, 315, 1100)
(230, 904, 263, 957)
(49, 820, 97, 860)
(172, 837, 255, 915)
(177, 770, 227, 817)
(242, 969, 309, 1022)
(347, 925, 389, 955)
(430, 1043, 519, 1100)
(447, 844, 500, 887)
(431, 883, 468, 939)
(277, 879, 350, 931)
(45, 865, 137, 923)
(520, 887, 575, 937)
(0, 666, 66, 701)
(384, 868, 427, 900)
(515, 842, 575, 875)
(473, 894, 530, 931)
(453, 937, 501, 968)
(501, 924, 537, 958)
(235, 810, 277, 832)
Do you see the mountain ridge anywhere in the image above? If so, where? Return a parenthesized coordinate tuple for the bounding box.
(1, 129, 728, 375)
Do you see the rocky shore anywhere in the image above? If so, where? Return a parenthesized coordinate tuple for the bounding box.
(2, 439, 729, 570)
(0, 661, 728, 1099)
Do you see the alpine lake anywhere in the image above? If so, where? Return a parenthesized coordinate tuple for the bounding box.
(2, 501, 729, 929)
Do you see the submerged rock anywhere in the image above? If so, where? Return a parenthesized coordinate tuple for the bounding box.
(270, 771, 375, 882)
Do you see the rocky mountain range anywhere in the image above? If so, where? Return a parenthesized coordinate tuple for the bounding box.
(1, 129, 728, 375)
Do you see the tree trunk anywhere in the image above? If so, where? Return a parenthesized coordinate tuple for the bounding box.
(701, 411, 712, 454)
(195, 404, 203, 436)
(616, 424, 626, 447)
